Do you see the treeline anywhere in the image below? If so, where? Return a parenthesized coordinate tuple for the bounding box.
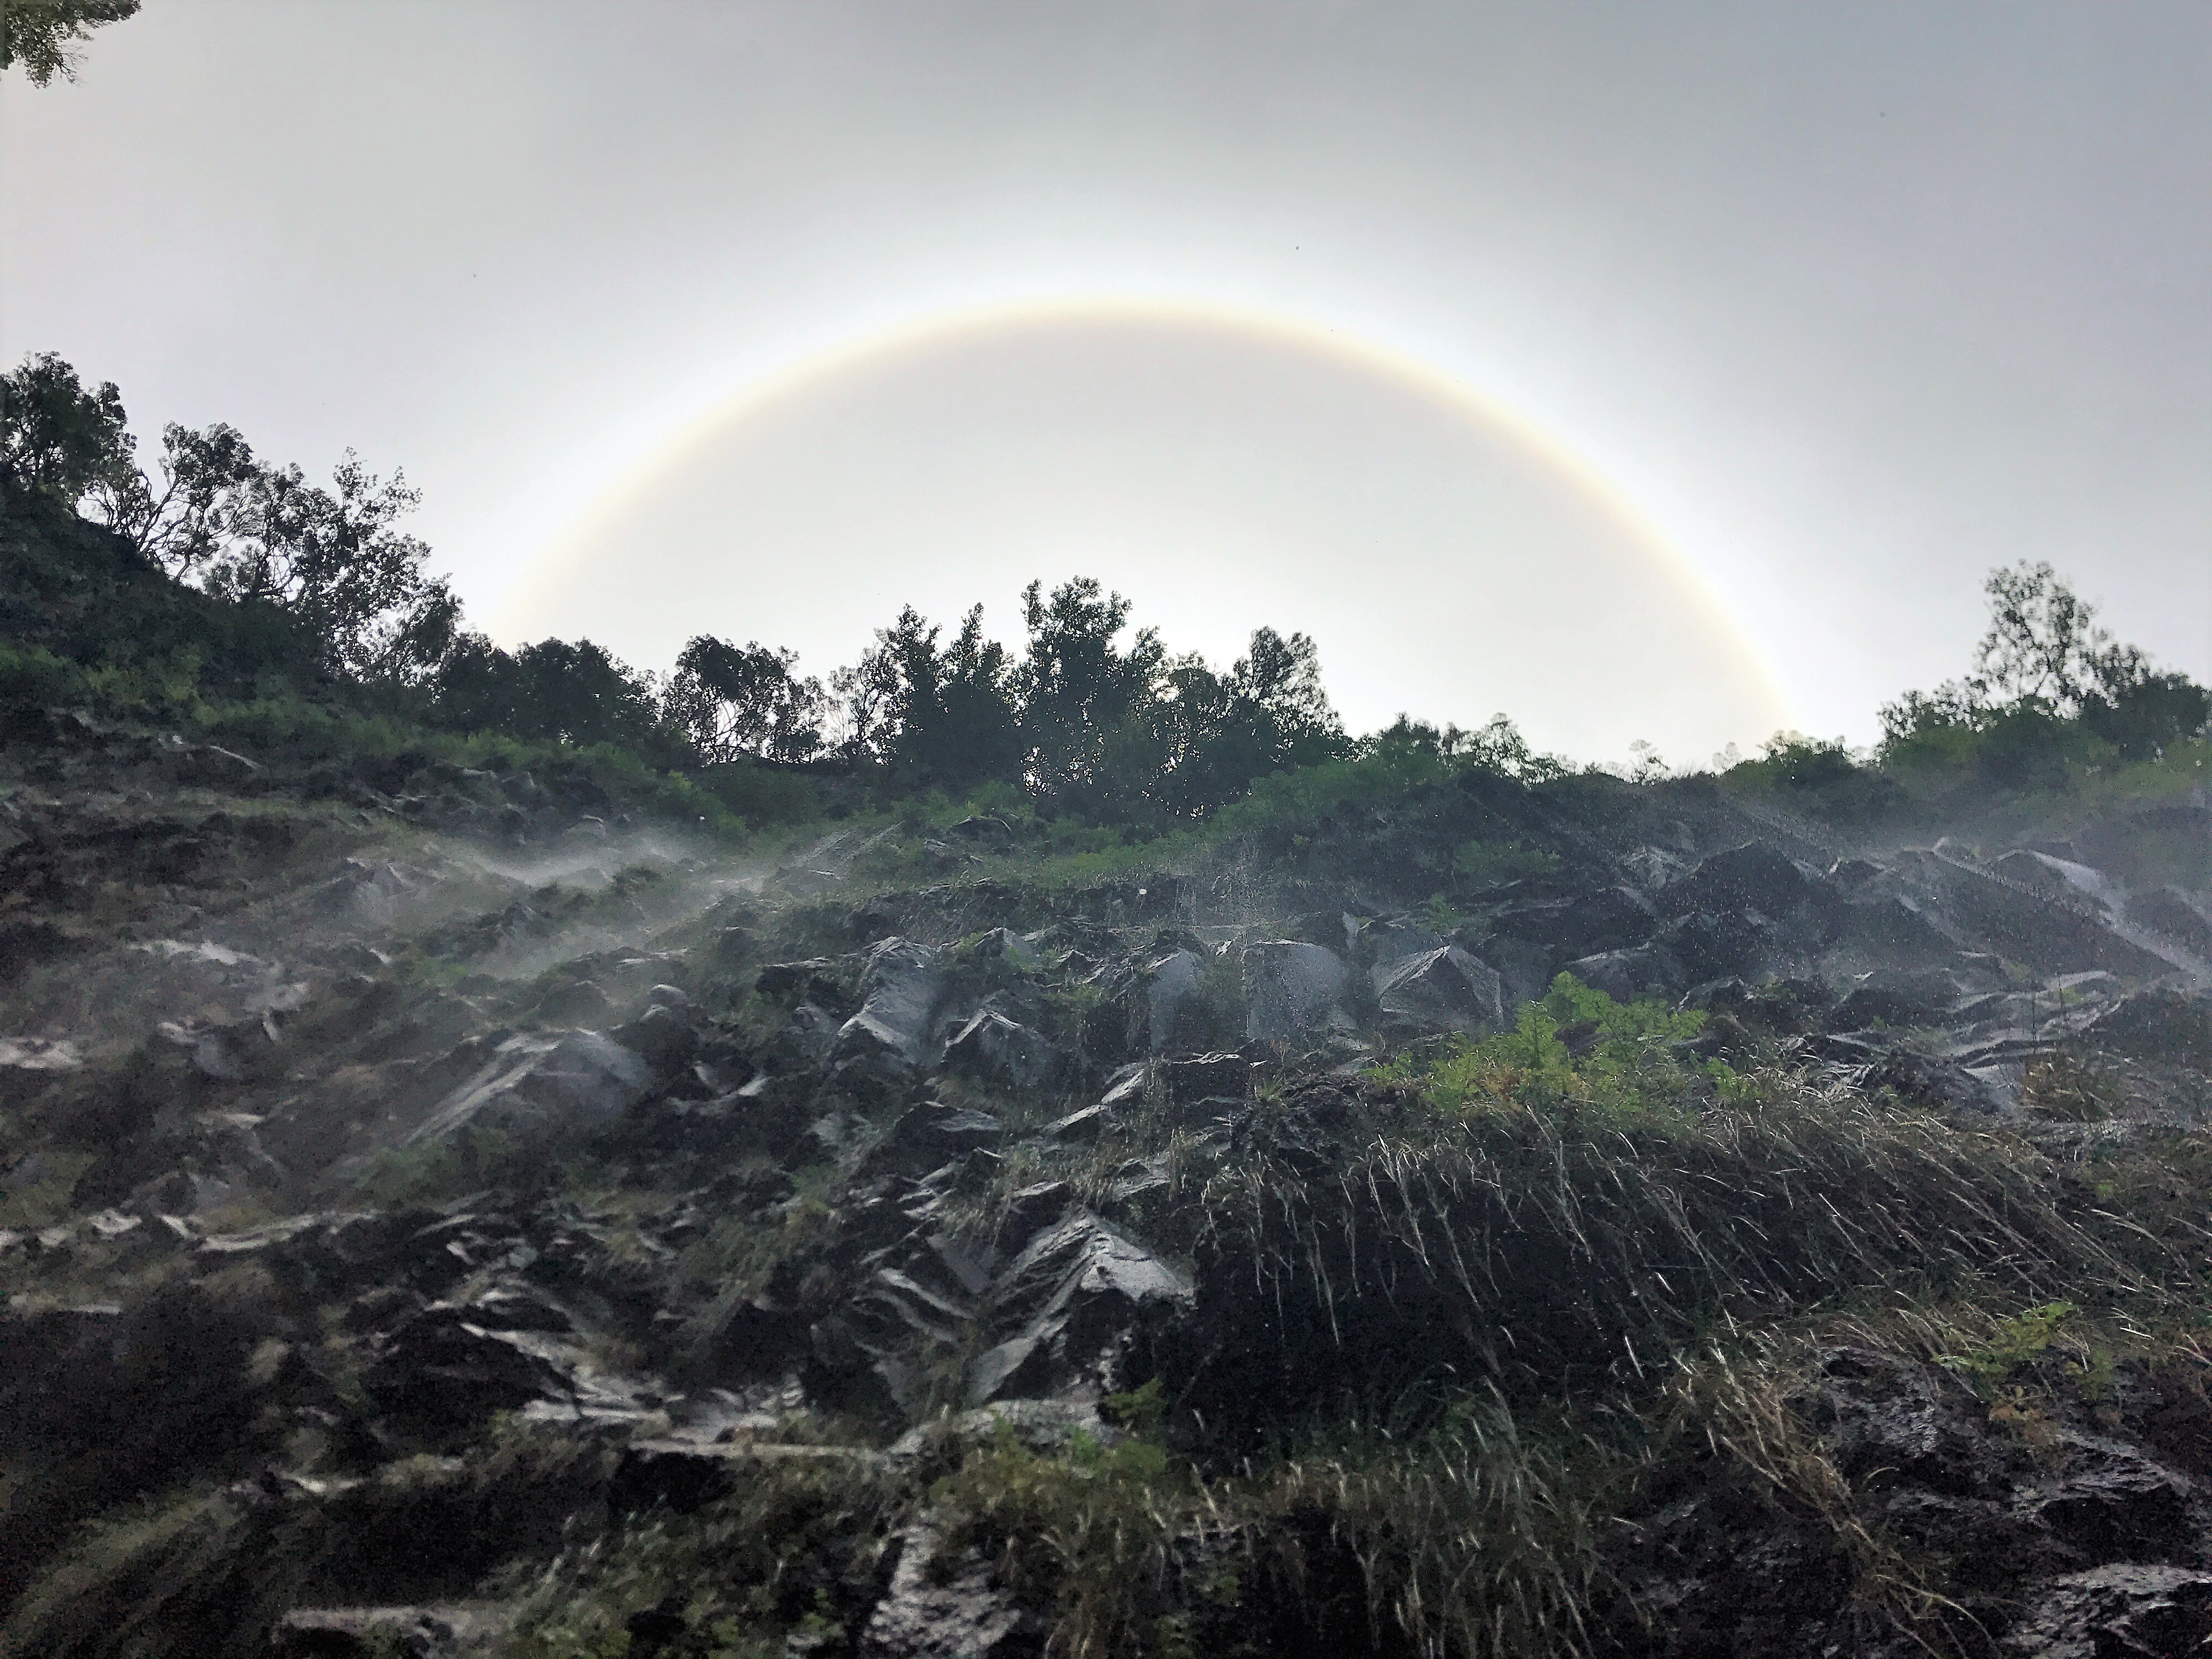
(8, 352, 2204, 828)
(1723, 562, 2208, 820)
(1, 353, 1355, 822)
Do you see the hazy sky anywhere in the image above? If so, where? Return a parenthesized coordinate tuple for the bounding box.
(5, 2, 2207, 763)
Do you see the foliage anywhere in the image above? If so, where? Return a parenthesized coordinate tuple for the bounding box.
(665, 635, 826, 763)
(96, 421, 259, 577)
(429, 633, 667, 751)
(1938, 1301, 2080, 1398)
(1193, 1040, 2119, 1440)
(1880, 561, 2209, 772)
(1, 0, 140, 86)
(1, 352, 137, 509)
(1390, 973, 1706, 1126)
(1718, 731, 1906, 824)
(1014, 575, 1169, 805)
(194, 449, 460, 683)
(1449, 837, 1559, 887)
(833, 602, 1023, 786)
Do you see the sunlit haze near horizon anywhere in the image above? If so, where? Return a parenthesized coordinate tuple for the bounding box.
(4, 2, 2207, 765)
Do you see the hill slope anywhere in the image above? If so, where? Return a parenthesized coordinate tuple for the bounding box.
(3, 672, 2212, 1658)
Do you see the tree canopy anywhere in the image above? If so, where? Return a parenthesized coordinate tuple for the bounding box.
(2, 0, 141, 86)
(1880, 560, 2208, 769)
(9, 349, 2201, 821)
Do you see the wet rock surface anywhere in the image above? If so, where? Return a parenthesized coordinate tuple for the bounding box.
(5, 709, 2212, 1658)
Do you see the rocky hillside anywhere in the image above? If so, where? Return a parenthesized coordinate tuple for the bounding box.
(3, 703, 2211, 1659)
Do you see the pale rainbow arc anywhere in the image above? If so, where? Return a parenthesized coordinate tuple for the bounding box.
(502, 293, 1790, 726)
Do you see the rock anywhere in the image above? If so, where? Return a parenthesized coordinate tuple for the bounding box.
(2121, 887, 2212, 960)
(1831, 966, 1965, 1030)
(1145, 949, 1207, 1052)
(832, 939, 947, 1082)
(2084, 990, 2212, 1069)
(1886, 849, 2177, 979)
(1992, 848, 2109, 904)
(611, 1438, 891, 1515)
(1372, 945, 1503, 1036)
(1664, 842, 1839, 940)
(859, 1102, 1006, 1178)
(731, 1071, 816, 1153)
(889, 1398, 1114, 1459)
(1158, 1051, 1249, 1105)
(2017, 1438, 2196, 1560)
(1808, 1033, 2015, 1115)
(268, 1605, 495, 1658)
(963, 926, 1045, 972)
(1621, 845, 1689, 890)
(966, 1210, 1192, 1404)
(950, 815, 1015, 846)
(1488, 887, 1659, 963)
(1346, 916, 1448, 967)
(612, 1002, 698, 1076)
(1097, 1062, 1149, 1108)
(1564, 942, 1688, 1004)
(1042, 1103, 1113, 1141)
(2003, 1564, 2212, 1657)
(860, 1521, 1046, 1659)
(1241, 940, 1352, 1043)
(404, 1029, 651, 1148)
(763, 1003, 843, 1072)
(0, 1035, 81, 1069)
(757, 958, 847, 1005)
(944, 1009, 1064, 1091)
(999, 1180, 1074, 1245)
(363, 1307, 586, 1431)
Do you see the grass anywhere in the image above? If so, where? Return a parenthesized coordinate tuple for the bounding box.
(501, 1453, 905, 1659)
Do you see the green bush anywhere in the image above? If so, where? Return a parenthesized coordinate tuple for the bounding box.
(1383, 973, 1706, 1127)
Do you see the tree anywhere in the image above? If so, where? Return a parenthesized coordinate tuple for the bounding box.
(1147, 627, 1348, 817)
(93, 421, 260, 578)
(199, 450, 458, 682)
(832, 604, 1022, 786)
(1972, 560, 2119, 713)
(1015, 577, 1166, 801)
(664, 635, 826, 764)
(2079, 665, 2211, 762)
(0, 351, 137, 508)
(429, 635, 662, 747)
(1880, 561, 2208, 765)
(2, 0, 140, 86)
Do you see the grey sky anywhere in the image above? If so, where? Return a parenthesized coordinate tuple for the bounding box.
(4, 1, 2206, 761)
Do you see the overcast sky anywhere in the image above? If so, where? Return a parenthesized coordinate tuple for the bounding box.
(4, 1, 2207, 763)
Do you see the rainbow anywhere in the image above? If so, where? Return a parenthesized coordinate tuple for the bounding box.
(498, 294, 1790, 724)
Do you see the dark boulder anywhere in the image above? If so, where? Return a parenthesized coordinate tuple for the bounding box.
(1664, 842, 1830, 923)
(403, 1030, 651, 1148)
(832, 939, 947, 1084)
(1488, 884, 1658, 963)
(1241, 940, 1352, 1043)
(2003, 1565, 2212, 1657)
(611, 1001, 698, 1077)
(1372, 945, 1503, 1036)
(857, 1101, 1006, 1180)
(944, 1009, 1064, 1092)
(2121, 887, 2212, 959)
(1158, 1051, 1251, 1107)
(966, 1210, 1192, 1404)
(1565, 941, 1689, 1003)
(2083, 990, 2212, 1069)
(268, 1605, 495, 1658)
(1831, 966, 1965, 1030)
